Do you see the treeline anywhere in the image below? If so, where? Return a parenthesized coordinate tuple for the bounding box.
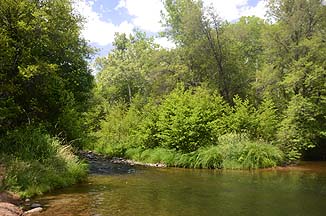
(1, 0, 325, 197)
(89, 0, 326, 167)
(0, 0, 93, 196)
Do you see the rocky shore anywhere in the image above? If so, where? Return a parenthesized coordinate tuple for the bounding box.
(0, 191, 45, 216)
(0, 165, 45, 216)
(78, 150, 166, 174)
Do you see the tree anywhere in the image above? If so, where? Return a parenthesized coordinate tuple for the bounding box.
(161, 0, 264, 103)
(0, 0, 94, 143)
(254, 0, 326, 159)
(96, 32, 158, 104)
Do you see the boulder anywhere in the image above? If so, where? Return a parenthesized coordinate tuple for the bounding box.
(0, 202, 23, 216)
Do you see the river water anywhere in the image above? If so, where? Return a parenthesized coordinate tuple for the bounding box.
(36, 162, 326, 216)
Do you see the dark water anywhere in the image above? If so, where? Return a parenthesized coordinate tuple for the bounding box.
(37, 162, 326, 216)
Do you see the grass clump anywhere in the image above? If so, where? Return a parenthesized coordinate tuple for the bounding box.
(217, 133, 284, 169)
(0, 126, 87, 198)
(123, 133, 283, 170)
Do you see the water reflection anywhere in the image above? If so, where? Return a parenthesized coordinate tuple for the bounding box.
(37, 162, 326, 216)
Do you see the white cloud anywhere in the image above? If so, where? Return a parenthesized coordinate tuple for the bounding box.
(73, 0, 134, 46)
(116, 0, 267, 34)
(74, 0, 267, 50)
(115, 0, 164, 32)
(238, 0, 268, 19)
(203, 0, 267, 21)
(154, 37, 176, 49)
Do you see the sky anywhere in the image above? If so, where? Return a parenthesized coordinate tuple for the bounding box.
(73, 0, 268, 57)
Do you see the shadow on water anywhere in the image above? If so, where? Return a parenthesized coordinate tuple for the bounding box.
(36, 160, 326, 216)
(88, 159, 137, 175)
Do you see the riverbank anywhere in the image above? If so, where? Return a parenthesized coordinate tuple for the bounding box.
(0, 191, 45, 216)
(79, 150, 326, 172)
(79, 151, 166, 173)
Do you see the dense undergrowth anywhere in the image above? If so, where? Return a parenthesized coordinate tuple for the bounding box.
(90, 86, 286, 169)
(0, 127, 87, 198)
(124, 134, 283, 169)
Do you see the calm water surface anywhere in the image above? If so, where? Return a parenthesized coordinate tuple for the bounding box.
(37, 162, 326, 216)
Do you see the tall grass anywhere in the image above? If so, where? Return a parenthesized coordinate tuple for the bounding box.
(124, 133, 283, 170)
(217, 133, 284, 169)
(0, 126, 87, 197)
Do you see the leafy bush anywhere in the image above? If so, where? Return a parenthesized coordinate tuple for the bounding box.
(134, 101, 161, 149)
(94, 102, 142, 156)
(57, 106, 88, 149)
(91, 86, 285, 169)
(223, 97, 257, 135)
(255, 98, 279, 141)
(156, 86, 226, 152)
(277, 95, 317, 161)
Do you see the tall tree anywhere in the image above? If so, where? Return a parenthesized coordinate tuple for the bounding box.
(162, 0, 263, 103)
(255, 0, 326, 159)
(96, 31, 158, 104)
(0, 0, 94, 141)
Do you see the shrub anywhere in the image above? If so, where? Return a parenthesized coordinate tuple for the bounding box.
(94, 102, 142, 156)
(0, 126, 58, 162)
(156, 86, 226, 153)
(135, 101, 161, 149)
(57, 106, 87, 149)
(255, 98, 279, 141)
(223, 96, 257, 136)
(277, 95, 317, 161)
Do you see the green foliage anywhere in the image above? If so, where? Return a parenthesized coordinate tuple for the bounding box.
(277, 95, 318, 161)
(0, 127, 87, 197)
(1, 126, 58, 161)
(91, 0, 326, 169)
(91, 85, 285, 169)
(217, 133, 283, 169)
(134, 101, 161, 149)
(224, 96, 257, 135)
(96, 31, 157, 104)
(0, 0, 93, 142)
(94, 102, 142, 157)
(124, 134, 283, 169)
(57, 106, 88, 149)
(156, 86, 226, 152)
(193, 146, 223, 169)
(255, 98, 279, 141)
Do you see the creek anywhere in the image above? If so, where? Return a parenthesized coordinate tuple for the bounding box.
(35, 161, 326, 216)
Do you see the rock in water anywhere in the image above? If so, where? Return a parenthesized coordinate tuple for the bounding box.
(24, 207, 43, 215)
(31, 203, 42, 208)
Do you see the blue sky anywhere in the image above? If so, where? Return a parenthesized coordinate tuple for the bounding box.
(73, 0, 268, 57)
